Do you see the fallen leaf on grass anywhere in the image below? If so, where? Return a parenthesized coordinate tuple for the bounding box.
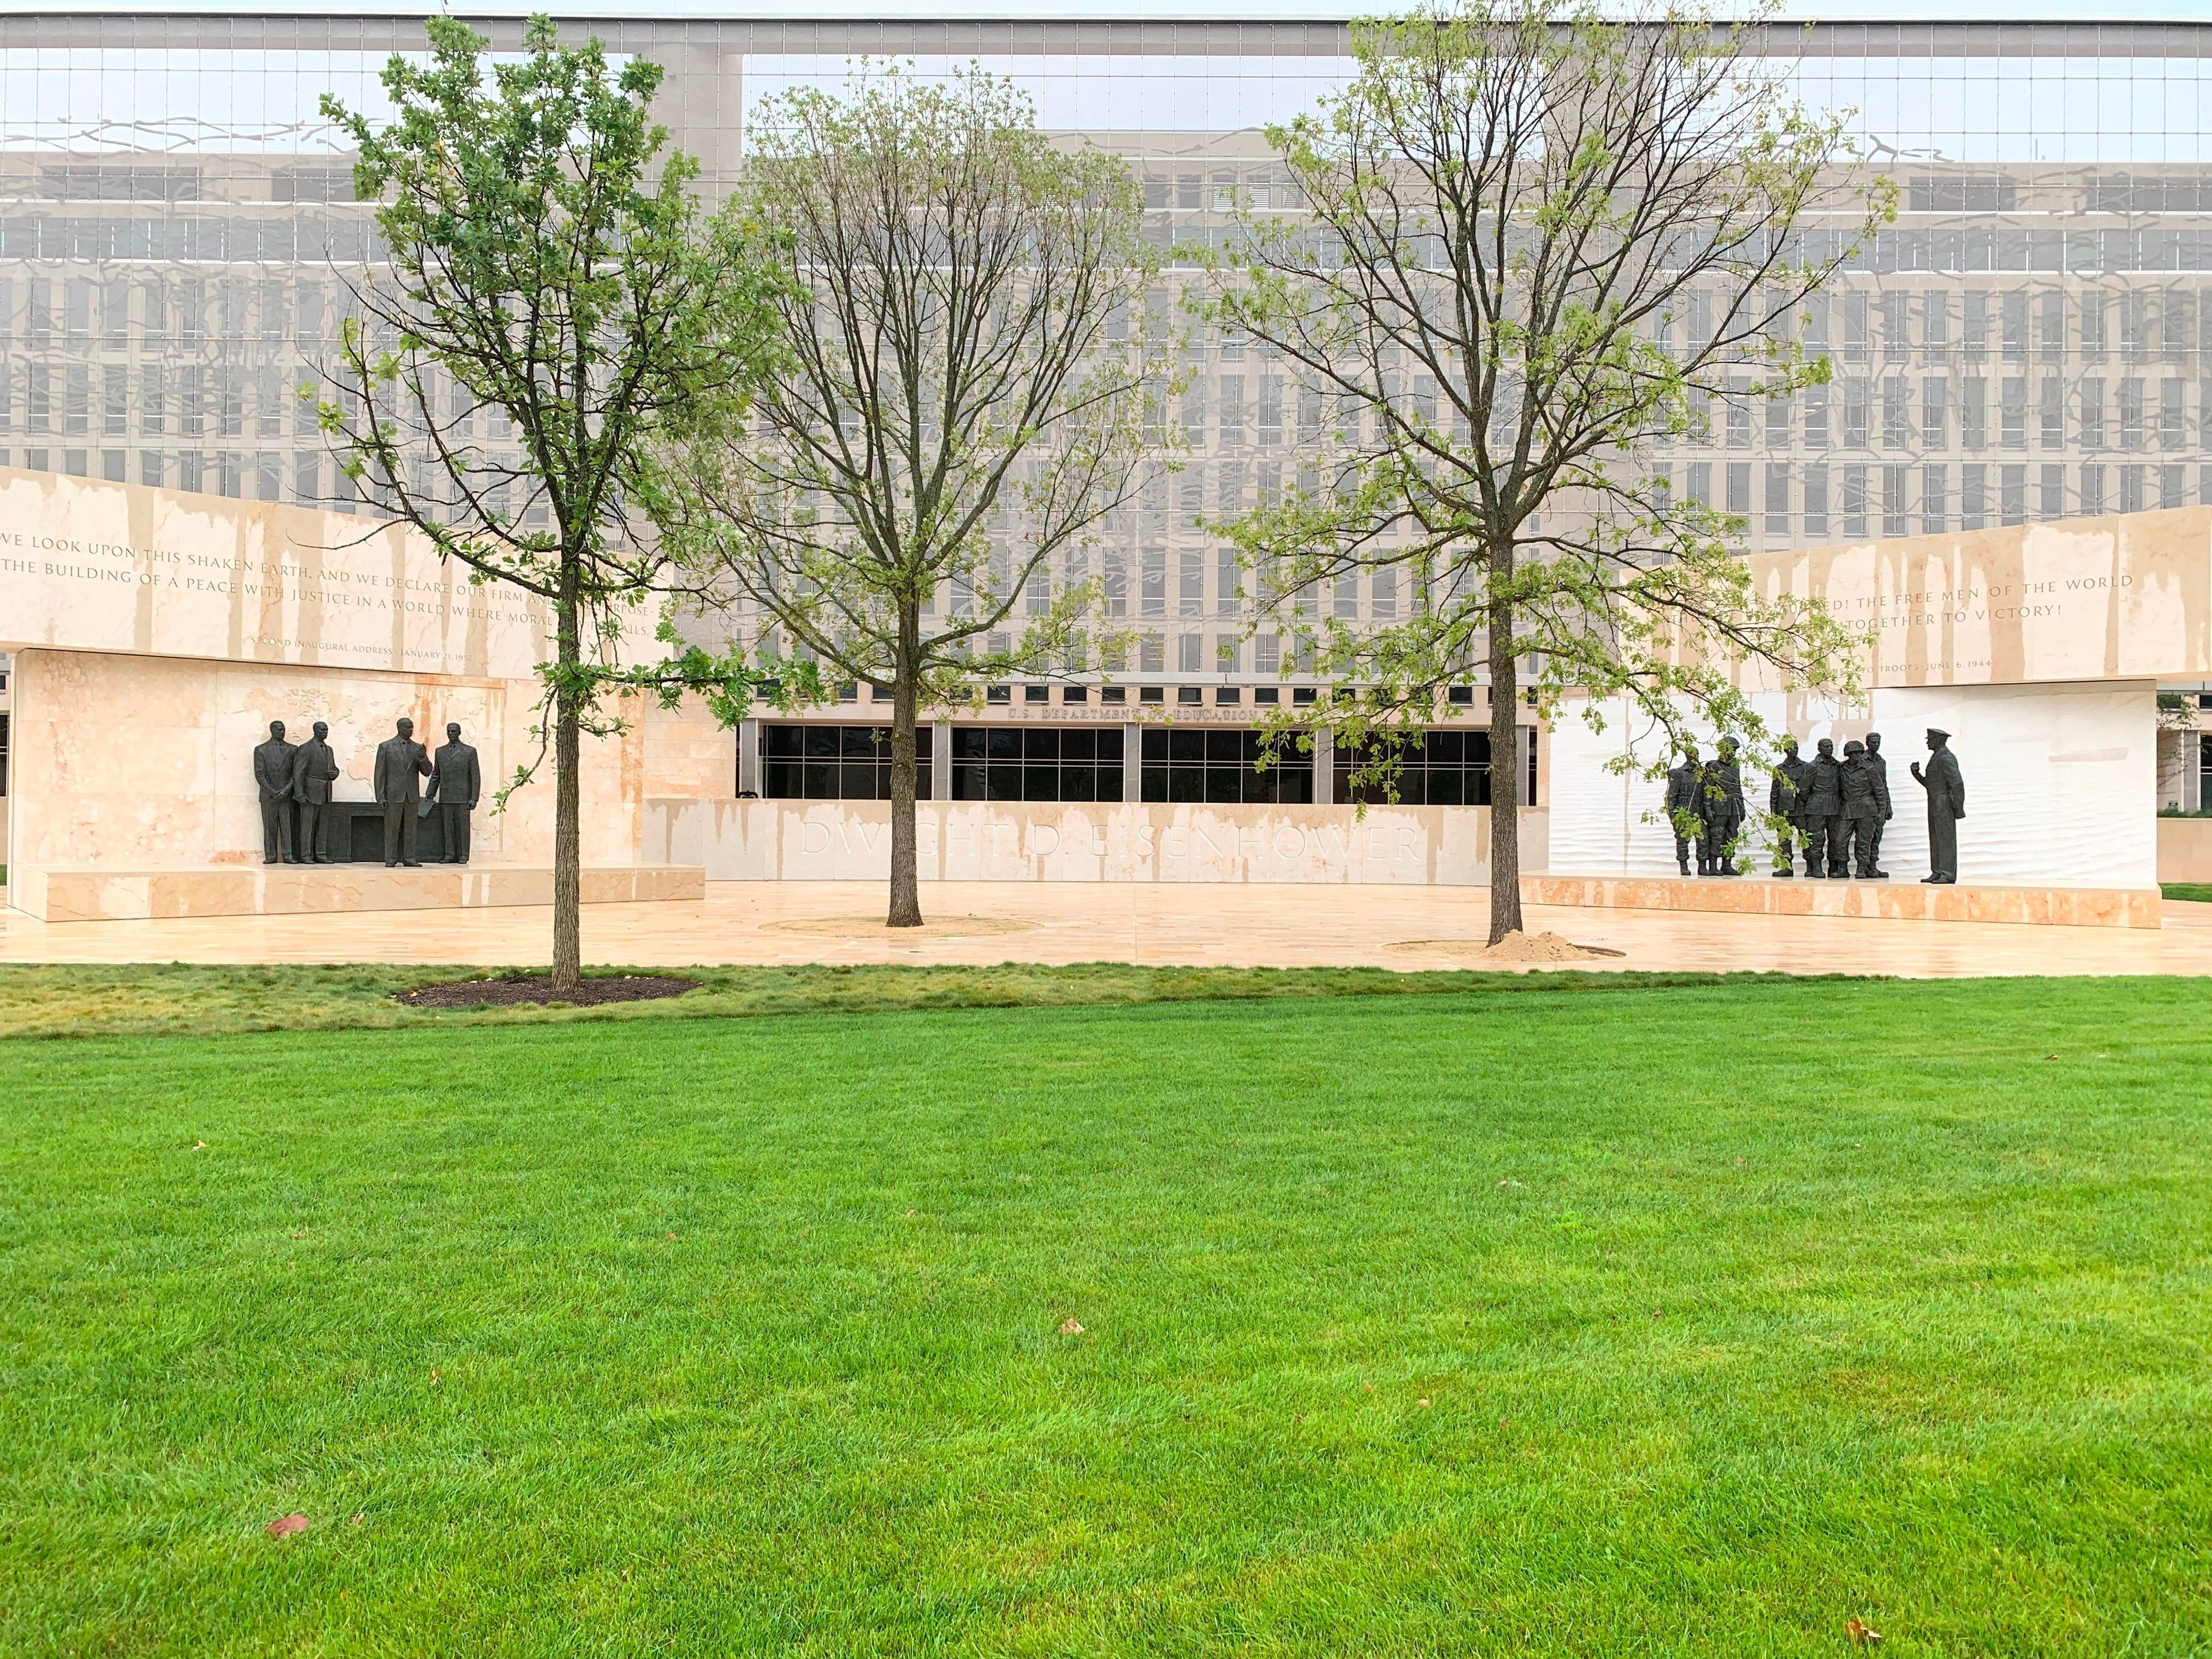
(191, 1141, 206, 1152)
(1416, 1398, 1432, 1408)
(266, 1514, 309, 1540)
(1058, 1318, 1084, 1335)
(1846, 1617, 1882, 1646)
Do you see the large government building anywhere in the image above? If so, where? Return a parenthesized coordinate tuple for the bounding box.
(2, 2, 2211, 909)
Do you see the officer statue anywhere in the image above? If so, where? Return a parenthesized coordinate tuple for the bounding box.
(252, 719, 299, 865)
(1768, 735, 1811, 877)
(1861, 730, 1894, 879)
(1910, 727, 1967, 884)
(373, 716, 433, 868)
(429, 722, 482, 866)
(1664, 743, 1702, 876)
(290, 719, 340, 864)
(1699, 736, 1747, 877)
(1800, 737, 1844, 879)
(1837, 738, 1883, 878)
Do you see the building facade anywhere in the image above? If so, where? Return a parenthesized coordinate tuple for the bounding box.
(3, 8, 2211, 833)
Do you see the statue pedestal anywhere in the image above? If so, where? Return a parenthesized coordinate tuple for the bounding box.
(1522, 873, 2161, 930)
(9, 863, 704, 923)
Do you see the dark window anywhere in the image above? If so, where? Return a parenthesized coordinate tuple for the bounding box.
(1140, 727, 1313, 804)
(0, 710, 9, 797)
(760, 724, 931, 801)
(951, 725, 1124, 802)
(1334, 727, 1538, 807)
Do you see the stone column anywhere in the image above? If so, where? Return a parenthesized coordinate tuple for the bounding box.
(1122, 722, 1143, 803)
(930, 719, 955, 801)
(736, 717, 760, 797)
(1311, 728, 1335, 805)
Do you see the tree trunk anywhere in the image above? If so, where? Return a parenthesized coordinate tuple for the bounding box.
(1487, 582, 1524, 946)
(887, 615, 924, 928)
(551, 584, 584, 993)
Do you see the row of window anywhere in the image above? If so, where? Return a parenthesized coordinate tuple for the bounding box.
(13, 440, 2212, 555)
(14, 279, 2212, 381)
(756, 724, 1537, 808)
(1677, 376, 2212, 453)
(18, 217, 2212, 276)
(1335, 730, 1535, 808)
(1676, 460, 2209, 534)
(17, 362, 2212, 461)
(1163, 221, 2212, 278)
(0, 274, 351, 350)
(1668, 286, 2212, 362)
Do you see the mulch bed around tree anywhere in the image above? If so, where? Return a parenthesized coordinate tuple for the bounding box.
(395, 974, 700, 1010)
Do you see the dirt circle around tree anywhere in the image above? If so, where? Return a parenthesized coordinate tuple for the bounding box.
(395, 974, 702, 1009)
(763, 914, 1042, 940)
(1384, 931, 1627, 964)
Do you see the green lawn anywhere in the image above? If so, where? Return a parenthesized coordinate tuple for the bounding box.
(2161, 882, 2212, 905)
(4, 979, 2209, 1656)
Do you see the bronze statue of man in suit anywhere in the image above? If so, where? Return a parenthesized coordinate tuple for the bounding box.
(1911, 728, 1967, 884)
(430, 722, 482, 865)
(373, 716, 433, 868)
(290, 720, 341, 864)
(252, 719, 298, 865)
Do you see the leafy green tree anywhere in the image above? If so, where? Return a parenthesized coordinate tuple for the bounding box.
(1210, 1, 1888, 942)
(317, 15, 783, 990)
(658, 66, 1165, 928)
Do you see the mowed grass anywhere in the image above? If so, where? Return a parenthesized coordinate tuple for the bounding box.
(3, 979, 2209, 1657)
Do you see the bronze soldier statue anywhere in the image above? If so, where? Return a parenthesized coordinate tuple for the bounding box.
(252, 719, 299, 865)
(1861, 730, 1894, 879)
(1800, 737, 1844, 878)
(1665, 743, 1702, 876)
(429, 722, 482, 866)
(373, 716, 433, 868)
(1699, 736, 1747, 877)
(1910, 727, 1966, 884)
(290, 719, 341, 864)
(1769, 735, 1811, 877)
(1837, 738, 1883, 878)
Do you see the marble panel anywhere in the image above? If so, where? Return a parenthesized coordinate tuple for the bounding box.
(1547, 681, 2157, 889)
(1744, 504, 2212, 689)
(21, 863, 703, 922)
(1522, 874, 2160, 929)
(644, 798, 1540, 885)
(2158, 817, 2212, 884)
(5, 649, 717, 893)
(0, 465, 559, 677)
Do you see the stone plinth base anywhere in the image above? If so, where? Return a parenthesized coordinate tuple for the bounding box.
(11, 863, 705, 923)
(1524, 873, 2161, 930)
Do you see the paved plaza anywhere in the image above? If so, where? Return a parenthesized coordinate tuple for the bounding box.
(3, 880, 2210, 978)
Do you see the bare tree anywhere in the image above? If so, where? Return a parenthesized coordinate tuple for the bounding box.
(317, 15, 781, 990)
(1210, 1, 1888, 942)
(658, 66, 1164, 928)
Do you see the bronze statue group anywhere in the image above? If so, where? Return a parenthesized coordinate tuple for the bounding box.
(249, 716, 482, 868)
(1668, 728, 1967, 885)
